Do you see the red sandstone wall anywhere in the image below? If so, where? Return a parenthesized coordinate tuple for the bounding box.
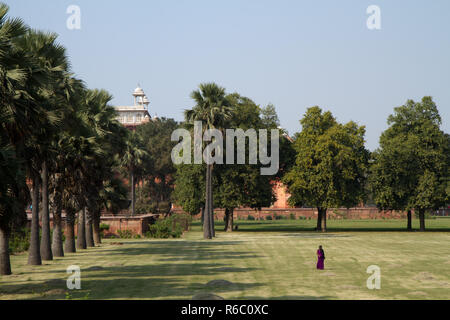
(172, 207, 410, 221)
(33, 214, 156, 237)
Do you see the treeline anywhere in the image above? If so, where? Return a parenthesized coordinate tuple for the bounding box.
(172, 86, 449, 237)
(0, 4, 133, 275)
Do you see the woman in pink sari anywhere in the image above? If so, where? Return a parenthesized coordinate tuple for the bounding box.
(316, 245, 325, 270)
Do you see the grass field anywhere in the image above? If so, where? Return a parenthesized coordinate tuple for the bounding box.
(1, 218, 449, 300)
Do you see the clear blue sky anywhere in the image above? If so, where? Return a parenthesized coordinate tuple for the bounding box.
(5, 0, 450, 150)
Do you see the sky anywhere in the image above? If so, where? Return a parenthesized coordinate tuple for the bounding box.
(5, 0, 450, 151)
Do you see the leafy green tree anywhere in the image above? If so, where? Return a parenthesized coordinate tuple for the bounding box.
(370, 97, 449, 231)
(173, 162, 206, 216)
(136, 118, 178, 213)
(216, 94, 275, 231)
(283, 107, 369, 232)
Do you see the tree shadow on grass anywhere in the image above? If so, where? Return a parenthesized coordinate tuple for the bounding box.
(0, 240, 265, 300)
(101, 240, 264, 261)
(0, 268, 264, 300)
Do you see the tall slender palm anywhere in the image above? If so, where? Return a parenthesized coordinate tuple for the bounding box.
(81, 89, 127, 243)
(14, 30, 70, 263)
(121, 132, 149, 216)
(0, 3, 41, 273)
(184, 83, 233, 239)
(49, 77, 86, 256)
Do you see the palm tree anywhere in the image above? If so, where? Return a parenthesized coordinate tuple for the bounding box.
(80, 89, 127, 244)
(121, 132, 149, 216)
(0, 137, 30, 275)
(13, 30, 71, 263)
(0, 3, 40, 272)
(93, 177, 129, 244)
(184, 83, 233, 239)
(49, 77, 86, 257)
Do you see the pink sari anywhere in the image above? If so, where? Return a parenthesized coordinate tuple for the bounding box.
(316, 249, 325, 270)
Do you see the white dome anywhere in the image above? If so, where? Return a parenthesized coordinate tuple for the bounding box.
(133, 86, 145, 96)
(143, 96, 150, 104)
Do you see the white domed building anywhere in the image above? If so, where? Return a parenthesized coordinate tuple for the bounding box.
(115, 86, 151, 129)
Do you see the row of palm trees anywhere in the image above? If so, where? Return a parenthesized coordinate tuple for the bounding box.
(0, 4, 131, 275)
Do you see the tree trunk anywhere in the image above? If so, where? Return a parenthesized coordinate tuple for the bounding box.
(203, 164, 212, 239)
(321, 209, 327, 232)
(64, 210, 76, 253)
(209, 164, 215, 237)
(407, 210, 412, 231)
(201, 207, 205, 226)
(224, 208, 234, 232)
(40, 161, 53, 261)
(76, 209, 87, 249)
(0, 227, 11, 275)
(419, 209, 426, 231)
(131, 169, 135, 216)
(51, 192, 64, 257)
(93, 212, 101, 245)
(85, 209, 95, 247)
(316, 208, 323, 232)
(28, 175, 42, 265)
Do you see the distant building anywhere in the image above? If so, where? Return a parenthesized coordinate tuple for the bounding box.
(115, 86, 151, 129)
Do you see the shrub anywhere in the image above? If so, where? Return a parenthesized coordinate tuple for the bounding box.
(9, 227, 30, 254)
(274, 214, 286, 220)
(289, 213, 296, 220)
(99, 223, 110, 231)
(146, 214, 191, 239)
(247, 215, 255, 221)
(265, 215, 273, 221)
(117, 229, 136, 239)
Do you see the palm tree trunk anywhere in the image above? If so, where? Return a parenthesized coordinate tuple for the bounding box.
(64, 209, 76, 253)
(93, 211, 101, 245)
(76, 208, 87, 249)
(51, 192, 64, 257)
(419, 209, 426, 231)
(203, 165, 212, 239)
(85, 208, 95, 247)
(131, 169, 135, 216)
(407, 210, 412, 231)
(201, 207, 205, 226)
(40, 161, 52, 261)
(225, 208, 234, 232)
(321, 209, 327, 232)
(0, 226, 11, 275)
(209, 164, 215, 237)
(316, 208, 323, 232)
(28, 175, 41, 265)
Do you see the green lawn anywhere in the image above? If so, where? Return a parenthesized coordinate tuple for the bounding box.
(1, 218, 449, 300)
